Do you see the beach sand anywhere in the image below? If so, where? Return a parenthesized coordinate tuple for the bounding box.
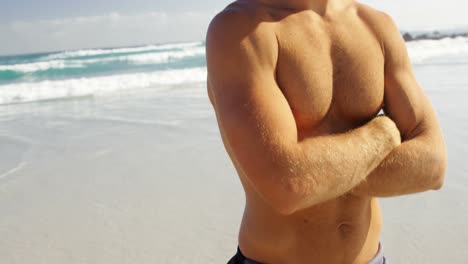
(0, 64, 467, 263)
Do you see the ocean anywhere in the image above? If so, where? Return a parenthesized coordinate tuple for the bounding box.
(0, 42, 207, 105)
(0, 35, 468, 105)
(0, 35, 467, 263)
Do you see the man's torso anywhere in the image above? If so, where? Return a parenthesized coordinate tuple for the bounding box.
(212, 1, 390, 263)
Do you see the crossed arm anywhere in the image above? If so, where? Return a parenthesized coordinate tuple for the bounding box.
(206, 11, 446, 215)
(351, 14, 447, 197)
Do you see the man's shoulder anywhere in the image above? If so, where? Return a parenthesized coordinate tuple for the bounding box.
(355, 2, 393, 25)
(355, 2, 400, 40)
(206, 1, 278, 73)
(206, 1, 276, 49)
(209, 2, 252, 29)
(354, 3, 410, 76)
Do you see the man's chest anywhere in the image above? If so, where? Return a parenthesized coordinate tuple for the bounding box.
(274, 19, 385, 133)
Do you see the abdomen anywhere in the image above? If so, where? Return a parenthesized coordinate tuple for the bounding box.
(238, 181, 382, 264)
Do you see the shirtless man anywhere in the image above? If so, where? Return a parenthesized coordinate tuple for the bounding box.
(205, 0, 447, 263)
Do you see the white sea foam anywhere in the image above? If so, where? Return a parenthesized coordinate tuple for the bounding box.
(0, 46, 205, 73)
(43, 42, 203, 60)
(0, 60, 86, 72)
(408, 37, 468, 63)
(0, 162, 27, 180)
(122, 46, 206, 65)
(0, 67, 207, 105)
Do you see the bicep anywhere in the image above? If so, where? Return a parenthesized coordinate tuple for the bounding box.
(383, 60, 429, 140)
(209, 75, 297, 175)
(382, 15, 437, 140)
(206, 17, 298, 200)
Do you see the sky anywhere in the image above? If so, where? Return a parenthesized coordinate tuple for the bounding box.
(0, 0, 467, 55)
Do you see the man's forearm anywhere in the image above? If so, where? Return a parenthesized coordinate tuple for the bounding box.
(351, 130, 447, 197)
(284, 116, 400, 212)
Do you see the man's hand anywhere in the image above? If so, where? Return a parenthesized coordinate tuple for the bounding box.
(372, 115, 402, 147)
(350, 115, 401, 197)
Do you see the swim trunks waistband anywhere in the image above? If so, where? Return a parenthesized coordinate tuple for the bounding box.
(227, 243, 386, 264)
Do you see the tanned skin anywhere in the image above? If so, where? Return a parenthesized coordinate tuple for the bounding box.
(206, 0, 447, 263)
